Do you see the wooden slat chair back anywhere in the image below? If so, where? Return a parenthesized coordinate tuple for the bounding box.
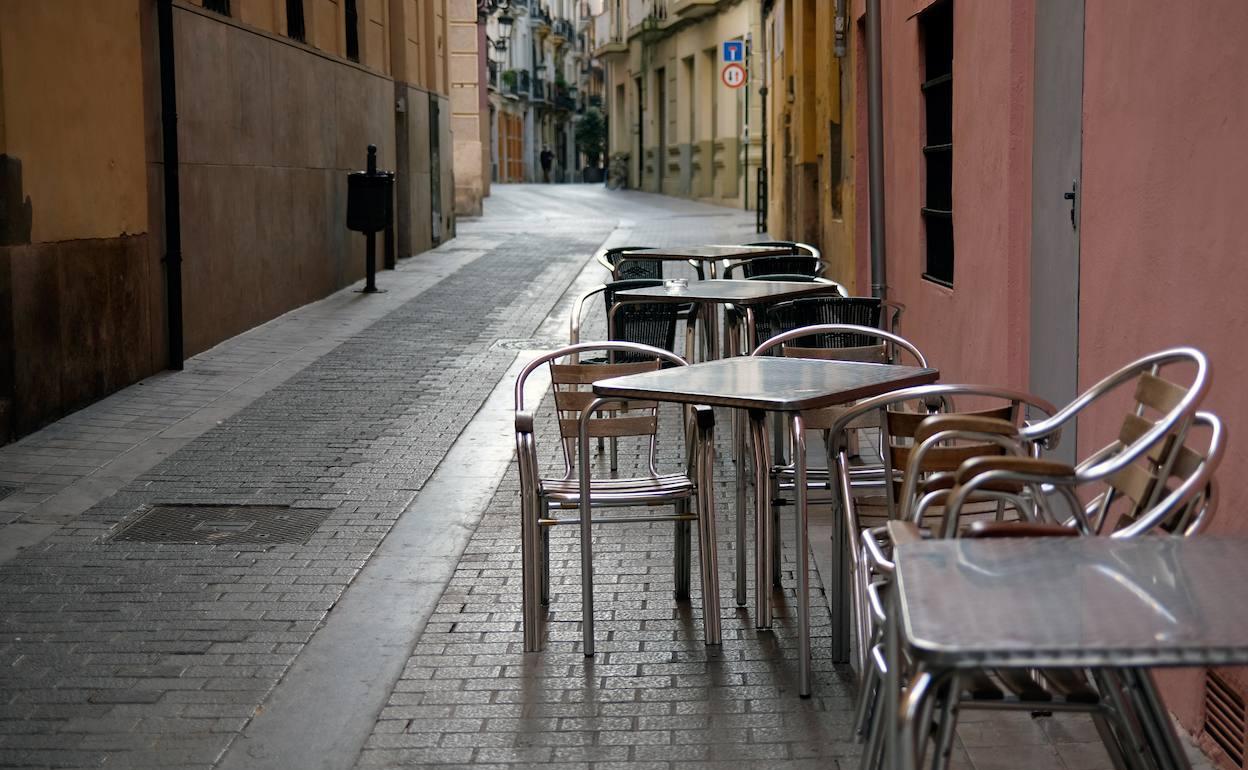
(549, 359, 661, 479)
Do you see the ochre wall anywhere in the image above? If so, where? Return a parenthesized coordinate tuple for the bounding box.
(0, 0, 160, 436)
(0, 0, 149, 242)
(851, 0, 1032, 389)
(1078, 0, 1248, 747)
(173, 3, 397, 357)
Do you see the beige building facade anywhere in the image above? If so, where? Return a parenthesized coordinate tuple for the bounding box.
(594, 0, 762, 208)
(0, 0, 457, 440)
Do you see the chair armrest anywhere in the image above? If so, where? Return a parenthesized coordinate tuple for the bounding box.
(964, 521, 1080, 539)
(954, 456, 1075, 485)
(886, 520, 923, 547)
(515, 410, 535, 434)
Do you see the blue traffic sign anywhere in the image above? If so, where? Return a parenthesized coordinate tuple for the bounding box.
(723, 40, 744, 63)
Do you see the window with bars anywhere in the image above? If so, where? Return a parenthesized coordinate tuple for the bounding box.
(286, 0, 306, 42)
(345, 0, 360, 62)
(203, 0, 231, 16)
(920, 0, 954, 286)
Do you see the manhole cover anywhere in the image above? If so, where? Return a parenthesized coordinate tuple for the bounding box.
(110, 505, 330, 545)
(0, 486, 16, 501)
(491, 338, 564, 351)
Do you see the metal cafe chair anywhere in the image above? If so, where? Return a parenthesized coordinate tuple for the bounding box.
(854, 348, 1214, 769)
(594, 245, 663, 280)
(746, 324, 932, 588)
(870, 410, 1225, 770)
(821, 383, 1058, 676)
(570, 280, 689, 470)
(514, 341, 721, 655)
(722, 240, 827, 279)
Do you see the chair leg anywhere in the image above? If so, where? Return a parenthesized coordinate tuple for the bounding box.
(674, 511, 691, 600)
(772, 495, 783, 589)
(540, 526, 551, 607)
(521, 492, 544, 652)
(929, 676, 961, 770)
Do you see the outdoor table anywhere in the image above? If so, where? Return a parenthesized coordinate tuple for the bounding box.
(594, 356, 939, 696)
(890, 537, 1248, 770)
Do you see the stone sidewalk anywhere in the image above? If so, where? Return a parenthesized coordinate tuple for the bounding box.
(0, 185, 1214, 769)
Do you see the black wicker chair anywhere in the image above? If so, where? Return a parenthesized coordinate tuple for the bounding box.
(764, 297, 885, 350)
(723, 241, 826, 279)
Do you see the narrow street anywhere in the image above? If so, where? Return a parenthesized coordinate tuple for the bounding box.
(0, 186, 1209, 770)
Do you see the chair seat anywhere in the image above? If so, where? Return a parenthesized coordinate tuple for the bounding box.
(541, 473, 695, 506)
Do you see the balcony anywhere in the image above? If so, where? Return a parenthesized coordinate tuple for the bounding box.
(502, 69, 531, 100)
(531, 4, 551, 36)
(531, 76, 548, 103)
(551, 18, 575, 47)
(670, 0, 718, 19)
(588, 93, 603, 109)
(592, 6, 627, 57)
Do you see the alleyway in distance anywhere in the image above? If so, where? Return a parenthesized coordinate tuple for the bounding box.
(0, 185, 1207, 769)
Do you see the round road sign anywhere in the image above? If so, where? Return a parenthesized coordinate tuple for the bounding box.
(721, 63, 746, 89)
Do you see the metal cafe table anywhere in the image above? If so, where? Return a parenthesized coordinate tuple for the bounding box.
(890, 537, 1248, 770)
(593, 356, 939, 696)
(615, 279, 839, 359)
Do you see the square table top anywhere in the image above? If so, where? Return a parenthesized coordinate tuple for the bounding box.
(615, 279, 838, 306)
(617, 245, 791, 261)
(895, 537, 1248, 669)
(592, 356, 938, 411)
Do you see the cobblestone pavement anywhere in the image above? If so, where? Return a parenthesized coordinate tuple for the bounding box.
(0, 185, 1213, 770)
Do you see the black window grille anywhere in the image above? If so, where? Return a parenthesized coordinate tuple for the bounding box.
(286, 0, 306, 42)
(203, 0, 231, 16)
(920, 0, 954, 286)
(345, 0, 360, 62)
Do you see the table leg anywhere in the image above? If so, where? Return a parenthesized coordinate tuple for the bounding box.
(750, 409, 772, 629)
(792, 412, 811, 697)
(734, 409, 748, 607)
(696, 411, 722, 646)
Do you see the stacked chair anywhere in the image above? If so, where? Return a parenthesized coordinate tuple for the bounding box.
(838, 347, 1220, 770)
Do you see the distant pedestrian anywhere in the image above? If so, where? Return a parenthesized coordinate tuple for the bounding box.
(540, 145, 554, 183)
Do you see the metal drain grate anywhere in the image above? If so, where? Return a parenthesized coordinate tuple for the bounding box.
(110, 505, 330, 545)
(1204, 670, 1246, 768)
(491, 337, 564, 351)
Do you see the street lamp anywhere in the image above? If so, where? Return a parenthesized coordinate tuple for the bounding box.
(497, 11, 514, 37)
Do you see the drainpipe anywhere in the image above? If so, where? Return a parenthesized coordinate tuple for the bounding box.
(866, 0, 887, 299)
(157, 0, 185, 369)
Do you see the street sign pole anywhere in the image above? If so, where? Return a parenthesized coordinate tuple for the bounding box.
(744, 34, 750, 211)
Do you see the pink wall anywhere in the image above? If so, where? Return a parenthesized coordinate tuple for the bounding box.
(854, 0, 1033, 388)
(1078, 0, 1248, 742)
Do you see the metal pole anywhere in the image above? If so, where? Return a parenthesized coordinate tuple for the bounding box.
(363, 145, 379, 293)
(758, 21, 769, 234)
(157, 0, 184, 370)
(866, 0, 888, 299)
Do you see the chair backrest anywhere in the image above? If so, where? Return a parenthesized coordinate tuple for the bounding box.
(515, 341, 687, 480)
(1101, 410, 1224, 537)
(1018, 347, 1211, 521)
(604, 280, 679, 361)
(568, 282, 679, 362)
(724, 255, 826, 279)
(743, 239, 823, 264)
(824, 383, 1059, 520)
(753, 321, 918, 365)
(602, 246, 662, 281)
(765, 297, 884, 350)
(945, 410, 1224, 539)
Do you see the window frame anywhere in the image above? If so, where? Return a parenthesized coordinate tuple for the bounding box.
(919, 0, 954, 287)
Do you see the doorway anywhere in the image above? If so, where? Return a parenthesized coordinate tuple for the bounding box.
(1029, 0, 1085, 462)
